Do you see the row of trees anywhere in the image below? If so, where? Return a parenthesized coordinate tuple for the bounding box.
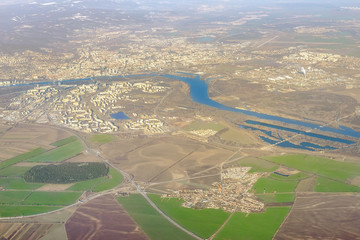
(24, 162, 109, 184)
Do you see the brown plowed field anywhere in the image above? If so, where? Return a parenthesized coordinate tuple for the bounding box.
(0, 223, 54, 240)
(275, 193, 360, 240)
(65, 194, 149, 240)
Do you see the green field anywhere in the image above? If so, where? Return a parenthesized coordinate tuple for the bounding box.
(0, 148, 46, 169)
(0, 178, 44, 190)
(315, 177, 360, 192)
(263, 154, 360, 182)
(184, 120, 225, 131)
(270, 172, 310, 181)
(92, 167, 123, 192)
(214, 207, 290, 240)
(252, 177, 298, 194)
(118, 194, 195, 240)
(27, 139, 83, 163)
(0, 191, 31, 204)
(149, 194, 230, 239)
(256, 193, 295, 203)
(23, 192, 82, 205)
(0, 166, 32, 177)
(51, 136, 77, 147)
(67, 176, 107, 191)
(0, 206, 61, 217)
(90, 134, 115, 144)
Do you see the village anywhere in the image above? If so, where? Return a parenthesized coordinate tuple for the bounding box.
(164, 167, 266, 213)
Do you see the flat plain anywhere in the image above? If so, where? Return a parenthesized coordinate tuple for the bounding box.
(65, 194, 149, 240)
(275, 193, 360, 239)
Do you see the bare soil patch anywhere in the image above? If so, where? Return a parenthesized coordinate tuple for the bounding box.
(65, 194, 149, 240)
(295, 176, 316, 192)
(0, 222, 54, 240)
(64, 153, 101, 163)
(37, 183, 74, 191)
(275, 193, 360, 239)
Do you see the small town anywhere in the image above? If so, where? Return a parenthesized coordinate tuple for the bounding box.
(164, 167, 266, 213)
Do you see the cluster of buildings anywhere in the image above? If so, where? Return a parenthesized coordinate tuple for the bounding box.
(90, 81, 167, 113)
(124, 118, 167, 134)
(165, 167, 265, 213)
(1, 79, 170, 135)
(3, 86, 59, 121)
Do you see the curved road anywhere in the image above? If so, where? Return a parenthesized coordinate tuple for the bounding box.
(20, 123, 203, 240)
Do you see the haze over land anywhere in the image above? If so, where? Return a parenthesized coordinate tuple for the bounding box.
(0, 0, 359, 239)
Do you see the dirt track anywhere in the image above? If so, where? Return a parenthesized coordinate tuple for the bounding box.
(65, 194, 149, 240)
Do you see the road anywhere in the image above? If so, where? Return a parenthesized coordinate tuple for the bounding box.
(98, 154, 203, 240)
(0, 123, 203, 239)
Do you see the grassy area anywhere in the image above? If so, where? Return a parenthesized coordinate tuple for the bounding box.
(51, 136, 77, 147)
(214, 207, 290, 240)
(0, 206, 61, 217)
(270, 172, 310, 181)
(27, 140, 83, 163)
(149, 194, 230, 239)
(67, 176, 107, 191)
(263, 154, 360, 182)
(235, 157, 278, 173)
(0, 178, 44, 190)
(294, 35, 355, 45)
(256, 193, 295, 203)
(118, 194, 195, 240)
(92, 167, 123, 192)
(0, 148, 46, 169)
(90, 134, 115, 144)
(183, 120, 225, 131)
(252, 177, 298, 194)
(315, 177, 360, 192)
(0, 166, 32, 177)
(0, 191, 31, 204)
(23, 192, 82, 205)
(220, 128, 254, 145)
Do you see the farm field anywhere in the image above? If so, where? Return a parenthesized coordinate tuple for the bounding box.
(51, 136, 77, 147)
(214, 207, 290, 240)
(92, 167, 123, 192)
(263, 154, 360, 182)
(0, 191, 31, 204)
(90, 134, 115, 144)
(0, 206, 61, 217)
(65, 194, 149, 240)
(256, 193, 295, 203)
(252, 177, 298, 194)
(315, 177, 360, 192)
(67, 176, 107, 191)
(270, 172, 310, 181)
(118, 194, 195, 240)
(0, 165, 32, 177)
(0, 148, 46, 169)
(26, 139, 83, 163)
(149, 194, 230, 239)
(275, 193, 360, 239)
(0, 222, 54, 239)
(23, 191, 82, 206)
(0, 178, 44, 190)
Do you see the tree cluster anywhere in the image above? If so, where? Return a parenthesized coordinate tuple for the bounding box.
(24, 162, 109, 184)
